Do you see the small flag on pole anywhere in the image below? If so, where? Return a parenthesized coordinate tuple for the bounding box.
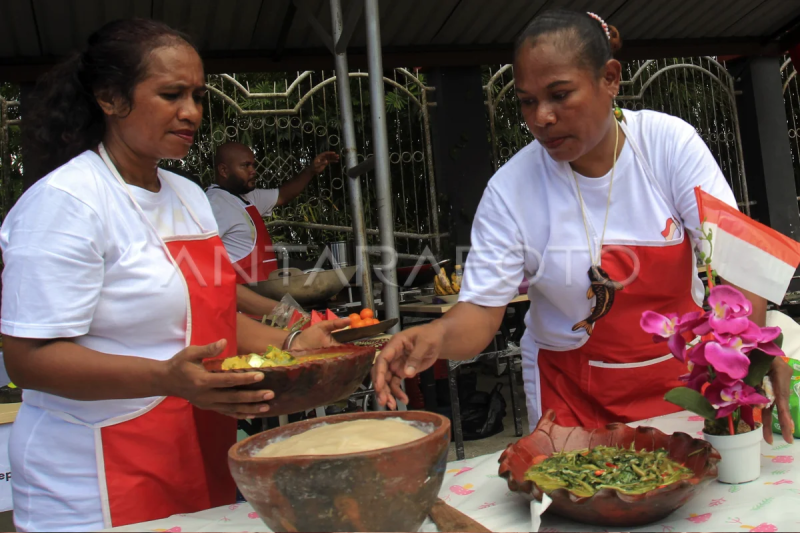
(695, 187, 800, 304)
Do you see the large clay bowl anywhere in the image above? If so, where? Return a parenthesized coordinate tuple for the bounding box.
(203, 345, 374, 417)
(229, 410, 451, 532)
(252, 266, 358, 306)
(498, 409, 721, 527)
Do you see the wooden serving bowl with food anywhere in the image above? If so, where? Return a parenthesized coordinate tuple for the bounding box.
(498, 409, 721, 527)
(228, 410, 451, 532)
(202, 344, 374, 417)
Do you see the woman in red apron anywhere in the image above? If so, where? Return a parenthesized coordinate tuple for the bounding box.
(0, 20, 346, 532)
(372, 10, 794, 444)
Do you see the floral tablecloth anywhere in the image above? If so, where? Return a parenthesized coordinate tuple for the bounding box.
(105, 411, 800, 533)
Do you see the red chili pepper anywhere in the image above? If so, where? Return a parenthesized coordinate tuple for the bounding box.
(661, 473, 669, 478)
(594, 470, 605, 476)
(605, 462, 617, 469)
(658, 484, 668, 489)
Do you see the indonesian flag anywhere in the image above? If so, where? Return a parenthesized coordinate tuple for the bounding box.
(695, 187, 800, 304)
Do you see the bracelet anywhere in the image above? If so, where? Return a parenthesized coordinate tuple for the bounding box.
(283, 330, 301, 351)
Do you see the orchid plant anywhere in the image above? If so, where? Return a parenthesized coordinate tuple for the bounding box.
(640, 225, 784, 436)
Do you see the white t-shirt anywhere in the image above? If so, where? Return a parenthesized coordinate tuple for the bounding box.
(1, 150, 220, 531)
(0, 150, 219, 420)
(460, 110, 738, 352)
(206, 185, 279, 262)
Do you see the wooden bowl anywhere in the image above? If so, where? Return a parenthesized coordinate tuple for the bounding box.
(203, 345, 374, 417)
(228, 410, 451, 532)
(251, 266, 358, 306)
(498, 409, 721, 527)
(331, 318, 398, 343)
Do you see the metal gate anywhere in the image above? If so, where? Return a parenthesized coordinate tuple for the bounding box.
(485, 57, 750, 215)
(161, 69, 443, 261)
(0, 87, 21, 222)
(780, 56, 800, 213)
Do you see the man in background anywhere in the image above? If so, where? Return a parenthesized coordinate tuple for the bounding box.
(206, 142, 339, 317)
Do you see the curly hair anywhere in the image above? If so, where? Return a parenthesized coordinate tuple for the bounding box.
(23, 18, 196, 183)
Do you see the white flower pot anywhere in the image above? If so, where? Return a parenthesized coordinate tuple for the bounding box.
(703, 424, 763, 484)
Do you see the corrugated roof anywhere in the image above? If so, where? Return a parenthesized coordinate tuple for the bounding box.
(2, 0, 800, 80)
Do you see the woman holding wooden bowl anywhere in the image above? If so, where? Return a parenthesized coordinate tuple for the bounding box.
(0, 19, 347, 532)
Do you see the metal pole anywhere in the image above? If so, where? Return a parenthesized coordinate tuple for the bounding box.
(420, 87, 442, 256)
(364, 0, 400, 332)
(329, 0, 374, 310)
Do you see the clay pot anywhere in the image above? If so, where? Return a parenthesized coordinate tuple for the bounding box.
(204, 345, 374, 417)
(229, 410, 451, 532)
(498, 409, 721, 527)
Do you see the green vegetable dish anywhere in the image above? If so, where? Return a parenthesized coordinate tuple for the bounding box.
(524, 443, 694, 497)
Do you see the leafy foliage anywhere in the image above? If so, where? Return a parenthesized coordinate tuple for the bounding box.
(0, 83, 23, 222)
(664, 387, 718, 421)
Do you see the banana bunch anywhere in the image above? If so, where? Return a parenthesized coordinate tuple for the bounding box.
(434, 271, 455, 295)
(434, 265, 463, 295)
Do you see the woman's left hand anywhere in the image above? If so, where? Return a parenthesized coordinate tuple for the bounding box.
(292, 317, 351, 351)
(764, 356, 795, 444)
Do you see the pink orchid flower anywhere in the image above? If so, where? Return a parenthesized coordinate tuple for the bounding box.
(704, 285, 753, 337)
(698, 340, 751, 380)
(679, 339, 746, 381)
(640, 310, 707, 361)
(640, 310, 707, 341)
(704, 377, 769, 418)
(736, 322, 784, 356)
(679, 364, 709, 392)
(642, 284, 784, 424)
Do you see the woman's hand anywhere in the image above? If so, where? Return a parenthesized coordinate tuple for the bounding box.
(372, 322, 445, 410)
(292, 317, 351, 351)
(764, 356, 795, 444)
(162, 339, 274, 420)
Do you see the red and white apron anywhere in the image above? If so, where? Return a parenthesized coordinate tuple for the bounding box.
(528, 121, 700, 428)
(48, 146, 239, 528)
(231, 199, 278, 284)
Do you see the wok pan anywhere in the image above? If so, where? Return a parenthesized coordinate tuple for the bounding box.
(250, 267, 358, 306)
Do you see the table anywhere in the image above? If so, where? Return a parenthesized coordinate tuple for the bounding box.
(105, 411, 800, 532)
(398, 295, 530, 459)
(397, 294, 529, 315)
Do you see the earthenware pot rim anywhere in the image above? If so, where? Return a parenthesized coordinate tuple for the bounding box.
(230, 410, 451, 463)
(204, 344, 375, 375)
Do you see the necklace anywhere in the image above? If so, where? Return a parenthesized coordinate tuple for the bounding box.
(571, 118, 625, 336)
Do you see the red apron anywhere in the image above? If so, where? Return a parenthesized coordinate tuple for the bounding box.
(233, 203, 278, 284)
(90, 145, 238, 527)
(538, 220, 700, 429)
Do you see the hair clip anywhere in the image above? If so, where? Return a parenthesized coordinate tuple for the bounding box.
(586, 12, 611, 40)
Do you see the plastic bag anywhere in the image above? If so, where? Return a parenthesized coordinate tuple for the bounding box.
(772, 356, 800, 439)
(264, 294, 309, 332)
(461, 383, 506, 441)
(767, 311, 800, 439)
